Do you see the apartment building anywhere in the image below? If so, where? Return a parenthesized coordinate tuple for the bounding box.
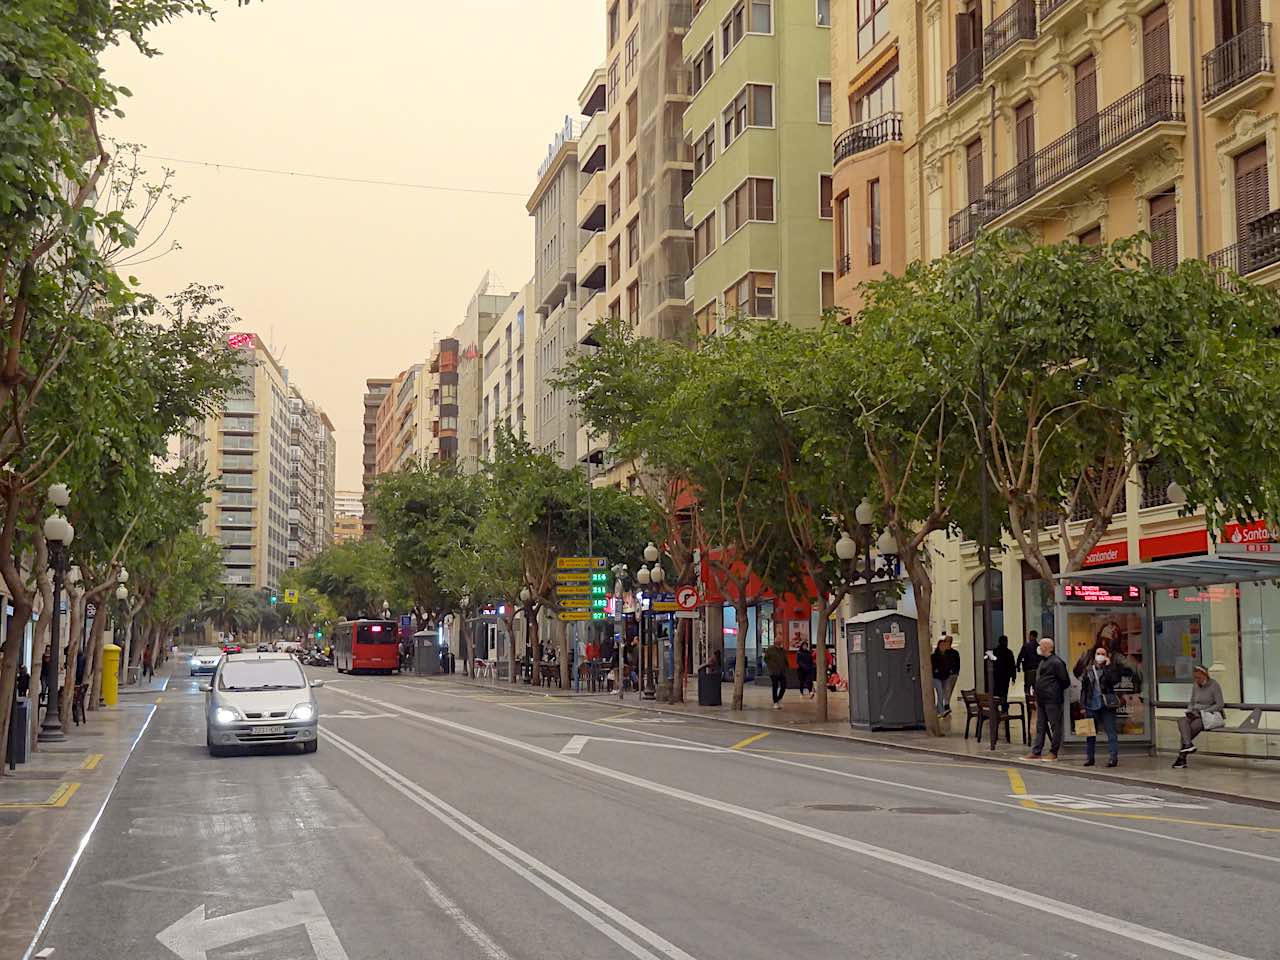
(180, 332, 293, 591)
(286, 386, 336, 568)
(361, 378, 392, 537)
(682, 0, 836, 334)
(828, 0, 1280, 745)
(373, 363, 424, 476)
(481, 281, 532, 462)
(455, 275, 516, 472)
(529, 117, 585, 469)
(333, 489, 363, 545)
(425, 338, 460, 464)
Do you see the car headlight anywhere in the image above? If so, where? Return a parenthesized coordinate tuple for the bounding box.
(213, 706, 238, 725)
(290, 703, 315, 722)
(190, 658, 200, 667)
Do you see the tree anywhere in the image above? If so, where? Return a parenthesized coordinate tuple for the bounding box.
(294, 540, 395, 622)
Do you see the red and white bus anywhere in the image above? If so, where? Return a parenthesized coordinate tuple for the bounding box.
(333, 619, 400, 674)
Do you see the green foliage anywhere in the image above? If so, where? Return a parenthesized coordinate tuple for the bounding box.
(293, 539, 395, 621)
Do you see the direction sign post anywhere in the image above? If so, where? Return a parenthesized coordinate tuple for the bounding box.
(555, 557, 610, 622)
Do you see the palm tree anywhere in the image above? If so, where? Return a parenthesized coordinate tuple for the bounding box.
(198, 587, 258, 638)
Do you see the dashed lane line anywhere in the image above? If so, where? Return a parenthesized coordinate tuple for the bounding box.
(79, 754, 102, 771)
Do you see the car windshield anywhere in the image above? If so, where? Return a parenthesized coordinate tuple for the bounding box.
(217, 660, 306, 691)
(194, 648, 221, 657)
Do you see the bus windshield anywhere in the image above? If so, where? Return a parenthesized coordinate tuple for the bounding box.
(357, 623, 397, 644)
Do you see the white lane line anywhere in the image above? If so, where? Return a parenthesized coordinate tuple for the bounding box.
(560, 735, 589, 756)
(415, 872, 511, 960)
(332, 686, 1255, 960)
(363, 679, 1280, 866)
(323, 729, 697, 960)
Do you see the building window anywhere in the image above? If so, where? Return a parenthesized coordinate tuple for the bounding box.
(723, 84, 773, 148)
(609, 176, 622, 222)
(723, 177, 774, 236)
(817, 0, 831, 26)
(627, 282, 640, 325)
(818, 80, 833, 124)
(820, 175, 833, 219)
(1078, 226, 1102, 246)
(607, 58, 620, 108)
(627, 217, 640, 266)
(609, 297, 621, 320)
(1149, 190, 1178, 273)
(854, 64, 898, 122)
(966, 137, 984, 206)
(857, 0, 889, 56)
(836, 192, 852, 275)
(722, 2, 745, 56)
(608, 239, 621, 284)
(693, 125, 716, 179)
(627, 155, 639, 202)
(627, 94, 639, 142)
(820, 271, 836, 311)
(750, 0, 772, 32)
(724, 271, 776, 319)
(696, 300, 718, 337)
(694, 212, 717, 265)
(609, 119, 621, 167)
(1234, 142, 1270, 243)
(691, 39, 715, 95)
(625, 29, 639, 82)
(868, 179, 882, 265)
(608, 2, 620, 47)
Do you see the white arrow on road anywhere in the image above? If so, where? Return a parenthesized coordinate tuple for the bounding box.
(559, 735, 723, 756)
(328, 709, 396, 720)
(156, 890, 349, 960)
(603, 718, 686, 724)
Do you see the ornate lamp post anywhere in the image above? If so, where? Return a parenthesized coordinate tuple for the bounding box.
(40, 485, 74, 742)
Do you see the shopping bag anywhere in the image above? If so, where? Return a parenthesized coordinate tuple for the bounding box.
(1075, 717, 1096, 737)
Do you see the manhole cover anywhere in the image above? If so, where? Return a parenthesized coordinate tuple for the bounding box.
(891, 806, 968, 815)
(804, 803, 879, 812)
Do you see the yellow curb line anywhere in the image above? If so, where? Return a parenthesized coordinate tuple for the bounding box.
(155, 696, 164, 703)
(0, 782, 81, 809)
(80, 754, 103, 770)
(598, 710, 637, 722)
(1006, 768, 1039, 809)
(729, 731, 771, 751)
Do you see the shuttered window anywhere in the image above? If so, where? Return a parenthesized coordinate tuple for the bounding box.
(1235, 143, 1271, 242)
(1074, 56, 1099, 160)
(1143, 5, 1171, 79)
(1150, 191, 1178, 273)
(1215, 0, 1262, 43)
(966, 138, 984, 205)
(1079, 226, 1103, 246)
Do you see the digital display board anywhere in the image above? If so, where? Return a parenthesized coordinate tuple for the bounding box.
(1062, 583, 1142, 604)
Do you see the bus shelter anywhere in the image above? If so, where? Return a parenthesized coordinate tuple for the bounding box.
(1055, 552, 1280, 754)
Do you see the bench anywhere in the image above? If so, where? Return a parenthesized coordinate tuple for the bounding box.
(960, 688, 1028, 745)
(1157, 703, 1280, 750)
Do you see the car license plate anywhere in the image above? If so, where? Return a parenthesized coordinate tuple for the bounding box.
(256, 725, 286, 736)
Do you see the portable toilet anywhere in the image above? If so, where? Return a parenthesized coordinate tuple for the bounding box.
(845, 611, 924, 730)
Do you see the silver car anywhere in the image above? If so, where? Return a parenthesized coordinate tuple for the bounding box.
(189, 646, 223, 676)
(202, 653, 323, 756)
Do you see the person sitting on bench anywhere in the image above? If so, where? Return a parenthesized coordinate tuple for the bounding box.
(1174, 665, 1225, 768)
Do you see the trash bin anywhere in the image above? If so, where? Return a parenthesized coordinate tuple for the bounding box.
(101, 643, 121, 706)
(7, 696, 30, 767)
(697, 668, 722, 706)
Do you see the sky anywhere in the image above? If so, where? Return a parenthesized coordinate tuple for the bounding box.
(103, 0, 603, 490)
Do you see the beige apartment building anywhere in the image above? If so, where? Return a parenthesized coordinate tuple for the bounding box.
(333, 489, 363, 545)
(481, 281, 532, 461)
(361, 378, 392, 537)
(286, 386, 336, 568)
(180, 333, 293, 591)
(830, 0, 1280, 750)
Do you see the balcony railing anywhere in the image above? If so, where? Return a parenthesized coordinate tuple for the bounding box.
(834, 112, 904, 163)
(951, 75, 1184, 250)
(984, 0, 1037, 65)
(1208, 209, 1280, 277)
(947, 48, 984, 103)
(837, 253, 851, 277)
(1203, 22, 1273, 101)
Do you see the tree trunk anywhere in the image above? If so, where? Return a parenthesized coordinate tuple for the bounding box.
(529, 610, 542, 685)
(59, 592, 85, 731)
(86, 608, 109, 711)
(731, 598, 749, 710)
(556, 618, 570, 690)
(29, 564, 54, 753)
(903, 547, 942, 736)
(814, 598, 833, 723)
(0, 595, 35, 774)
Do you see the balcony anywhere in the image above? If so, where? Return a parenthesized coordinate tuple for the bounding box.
(655, 203, 691, 237)
(1203, 23, 1274, 119)
(950, 75, 1186, 251)
(577, 170, 606, 232)
(577, 292, 607, 346)
(947, 48, 984, 104)
(1038, 0, 1085, 30)
(578, 231, 608, 291)
(834, 112, 904, 164)
(983, 0, 1036, 76)
(1208, 209, 1280, 281)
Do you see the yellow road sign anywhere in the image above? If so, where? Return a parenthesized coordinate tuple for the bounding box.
(556, 585, 592, 596)
(555, 572, 592, 583)
(283, 589, 300, 604)
(559, 611, 602, 622)
(557, 557, 607, 570)
(560, 598, 594, 609)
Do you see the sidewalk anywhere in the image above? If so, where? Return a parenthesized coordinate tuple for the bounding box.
(444, 674, 1280, 809)
(0, 665, 165, 959)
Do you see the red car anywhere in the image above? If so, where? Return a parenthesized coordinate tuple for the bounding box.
(221, 642, 243, 655)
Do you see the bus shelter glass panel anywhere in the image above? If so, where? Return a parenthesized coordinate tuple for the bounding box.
(1154, 584, 1235, 703)
(1058, 585, 1151, 743)
(1239, 580, 1280, 706)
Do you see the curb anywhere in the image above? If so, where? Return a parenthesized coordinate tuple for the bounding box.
(430, 675, 1280, 811)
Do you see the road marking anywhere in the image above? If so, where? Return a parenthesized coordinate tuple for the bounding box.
(323, 729, 697, 960)
(156, 890, 348, 960)
(333, 686, 1265, 960)
(598, 709, 635, 722)
(1012, 793, 1209, 812)
(80, 754, 103, 770)
(155, 696, 164, 703)
(561, 735, 590, 755)
(557, 735, 721, 756)
(605, 718, 686, 724)
(327, 709, 396, 720)
(1006, 769, 1038, 809)
(0, 783, 80, 809)
(729, 731, 770, 751)
(751, 748, 978, 768)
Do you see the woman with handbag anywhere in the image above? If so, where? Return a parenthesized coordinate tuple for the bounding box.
(1174, 665, 1226, 768)
(1075, 645, 1134, 767)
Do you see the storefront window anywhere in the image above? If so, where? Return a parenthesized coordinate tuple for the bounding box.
(1064, 607, 1148, 737)
(1240, 581, 1280, 705)
(971, 569, 1004, 654)
(1022, 558, 1057, 645)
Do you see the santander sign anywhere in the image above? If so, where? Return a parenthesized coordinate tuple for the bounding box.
(1224, 520, 1275, 544)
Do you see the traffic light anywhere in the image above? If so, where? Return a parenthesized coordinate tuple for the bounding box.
(270, 593, 278, 605)
(314, 629, 322, 640)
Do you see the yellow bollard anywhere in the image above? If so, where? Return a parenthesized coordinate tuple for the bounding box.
(101, 643, 121, 706)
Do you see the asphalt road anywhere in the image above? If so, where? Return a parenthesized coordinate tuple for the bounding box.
(25, 669, 1280, 960)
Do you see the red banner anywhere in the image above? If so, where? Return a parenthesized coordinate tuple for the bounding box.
(1082, 541, 1128, 567)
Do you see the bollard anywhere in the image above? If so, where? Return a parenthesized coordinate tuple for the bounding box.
(101, 643, 121, 706)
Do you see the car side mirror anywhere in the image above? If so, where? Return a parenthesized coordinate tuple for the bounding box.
(310, 679, 326, 688)
(198, 683, 211, 693)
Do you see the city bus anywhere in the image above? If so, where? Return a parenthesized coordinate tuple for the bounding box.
(333, 619, 400, 674)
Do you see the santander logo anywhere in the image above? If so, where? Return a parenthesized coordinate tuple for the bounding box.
(1226, 521, 1274, 544)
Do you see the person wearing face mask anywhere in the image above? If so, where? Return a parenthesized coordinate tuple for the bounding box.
(1074, 645, 1136, 767)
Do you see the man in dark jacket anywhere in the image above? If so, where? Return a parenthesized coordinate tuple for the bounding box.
(764, 640, 790, 709)
(1026, 637, 1070, 760)
(992, 635, 1016, 707)
(1015, 630, 1041, 705)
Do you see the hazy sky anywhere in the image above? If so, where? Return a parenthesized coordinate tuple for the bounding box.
(103, 0, 603, 489)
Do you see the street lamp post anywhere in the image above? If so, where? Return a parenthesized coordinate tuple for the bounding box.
(40, 485, 74, 742)
(635, 560, 653, 699)
(460, 592, 471, 678)
(854, 498, 876, 614)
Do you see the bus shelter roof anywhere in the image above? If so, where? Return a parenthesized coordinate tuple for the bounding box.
(1056, 554, 1280, 591)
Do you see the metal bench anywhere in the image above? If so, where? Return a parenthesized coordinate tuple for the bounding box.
(1156, 702, 1280, 754)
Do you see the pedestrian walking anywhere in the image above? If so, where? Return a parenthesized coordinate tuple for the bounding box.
(1173, 665, 1226, 768)
(1026, 637, 1070, 760)
(930, 634, 961, 717)
(141, 644, 154, 681)
(992, 635, 1016, 707)
(1016, 630, 1042, 706)
(796, 641, 815, 699)
(1075, 645, 1136, 767)
(764, 639, 789, 709)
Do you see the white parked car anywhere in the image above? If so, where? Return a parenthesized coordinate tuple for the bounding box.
(202, 653, 323, 756)
(189, 646, 223, 677)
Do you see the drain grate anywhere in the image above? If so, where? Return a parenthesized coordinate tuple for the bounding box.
(805, 803, 880, 812)
(891, 806, 968, 815)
